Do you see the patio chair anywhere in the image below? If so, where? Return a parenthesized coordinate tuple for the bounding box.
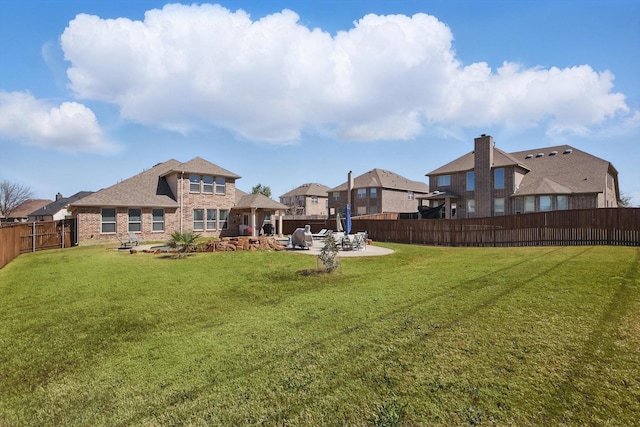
(128, 232, 141, 246)
(352, 233, 365, 250)
(116, 234, 132, 248)
(312, 228, 329, 239)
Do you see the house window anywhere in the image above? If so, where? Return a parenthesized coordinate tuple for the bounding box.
(437, 175, 451, 186)
(206, 209, 217, 230)
(467, 199, 475, 218)
(152, 209, 164, 232)
(466, 172, 475, 191)
(557, 195, 568, 210)
(203, 176, 214, 194)
(494, 198, 505, 215)
(524, 196, 535, 212)
(101, 208, 116, 233)
(515, 198, 522, 214)
(190, 174, 200, 192)
(370, 188, 377, 198)
(311, 196, 318, 204)
(219, 209, 229, 229)
(357, 188, 367, 199)
(540, 196, 552, 211)
(357, 206, 367, 215)
(370, 206, 378, 214)
(332, 192, 341, 201)
(215, 177, 226, 194)
(264, 211, 272, 221)
(408, 191, 414, 200)
(193, 209, 204, 231)
(494, 168, 505, 189)
(128, 208, 142, 232)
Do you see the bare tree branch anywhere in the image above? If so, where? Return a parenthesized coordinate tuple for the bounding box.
(0, 180, 34, 219)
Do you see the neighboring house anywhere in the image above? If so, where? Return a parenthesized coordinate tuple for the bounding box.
(328, 169, 430, 217)
(69, 157, 241, 244)
(423, 134, 620, 218)
(28, 191, 93, 222)
(1, 199, 52, 224)
(279, 183, 330, 218)
(234, 189, 289, 235)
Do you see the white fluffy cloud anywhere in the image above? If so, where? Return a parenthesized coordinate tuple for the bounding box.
(60, 3, 630, 143)
(0, 91, 114, 152)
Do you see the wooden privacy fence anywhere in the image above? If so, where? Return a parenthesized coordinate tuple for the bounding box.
(284, 208, 640, 247)
(0, 220, 76, 269)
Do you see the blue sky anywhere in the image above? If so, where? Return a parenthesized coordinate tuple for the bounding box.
(1, 0, 639, 205)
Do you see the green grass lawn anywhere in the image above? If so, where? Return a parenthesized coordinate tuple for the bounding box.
(1, 243, 638, 426)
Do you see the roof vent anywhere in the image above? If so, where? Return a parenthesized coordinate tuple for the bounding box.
(536, 153, 544, 158)
(525, 154, 533, 159)
(563, 149, 573, 154)
(549, 151, 558, 156)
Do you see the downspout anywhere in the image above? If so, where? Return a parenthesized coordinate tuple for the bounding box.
(180, 171, 184, 233)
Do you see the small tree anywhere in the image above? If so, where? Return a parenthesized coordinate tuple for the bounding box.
(0, 180, 34, 220)
(251, 183, 272, 198)
(166, 231, 200, 258)
(318, 234, 340, 273)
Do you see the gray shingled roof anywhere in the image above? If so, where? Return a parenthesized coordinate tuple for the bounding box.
(30, 191, 93, 216)
(426, 144, 617, 197)
(72, 159, 181, 207)
(510, 145, 617, 196)
(279, 183, 330, 198)
(161, 156, 241, 179)
(427, 147, 529, 175)
(330, 169, 429, 193)
(235, 189, 289, 210)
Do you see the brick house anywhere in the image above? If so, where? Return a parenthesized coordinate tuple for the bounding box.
(1, 199, 52, 224)
(423, 134, 620, 218)
(279, 183, 330, 218)
(328, 169, 430, 217)
(70, 157, 245, 245)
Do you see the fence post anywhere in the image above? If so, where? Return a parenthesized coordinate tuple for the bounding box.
(32, 221, 36, 253)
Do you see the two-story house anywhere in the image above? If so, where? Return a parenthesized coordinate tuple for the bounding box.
(329, 169, 430, 217)
(70, 157, 242, 244)
(423, 134, 620, 218)
(279, 183, 330, 218)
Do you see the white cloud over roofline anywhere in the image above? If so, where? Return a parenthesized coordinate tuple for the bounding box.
(0, 90, 115, 153)
(60, 3, 631, 143)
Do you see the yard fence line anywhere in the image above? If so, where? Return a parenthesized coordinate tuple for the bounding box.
(1, 209, 637, 269)
(284, 208, 640, 247)
(0, 219, 76, 269)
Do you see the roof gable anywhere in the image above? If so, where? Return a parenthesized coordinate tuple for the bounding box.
(279, 183, 330, 198)
(163, 157, 241, 179)
(427, 147, 528, 175)
(331, 168, 429, 193)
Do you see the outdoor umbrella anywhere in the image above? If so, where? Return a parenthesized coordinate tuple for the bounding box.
(336, 212, 343, 232)
(345, 204, 352, 235)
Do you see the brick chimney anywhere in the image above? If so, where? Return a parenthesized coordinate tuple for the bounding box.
(56, 192, 63, 201)
(474, 134, 494, 217)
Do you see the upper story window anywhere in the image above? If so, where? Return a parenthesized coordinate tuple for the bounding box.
(311, 196, 318, 204)
(408, 191, 414, 200)
(189, 174, 200, 192)
(494, 168, 505, 189)
(215, 177, 226, 194)
(203, 176, 214, 193)
(370, 188, 377, 198)
(333, 192, 341, 201)
(357, 188, 367, 199)
(437, 175, 451, 186)
(466, 172, 475, 191)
